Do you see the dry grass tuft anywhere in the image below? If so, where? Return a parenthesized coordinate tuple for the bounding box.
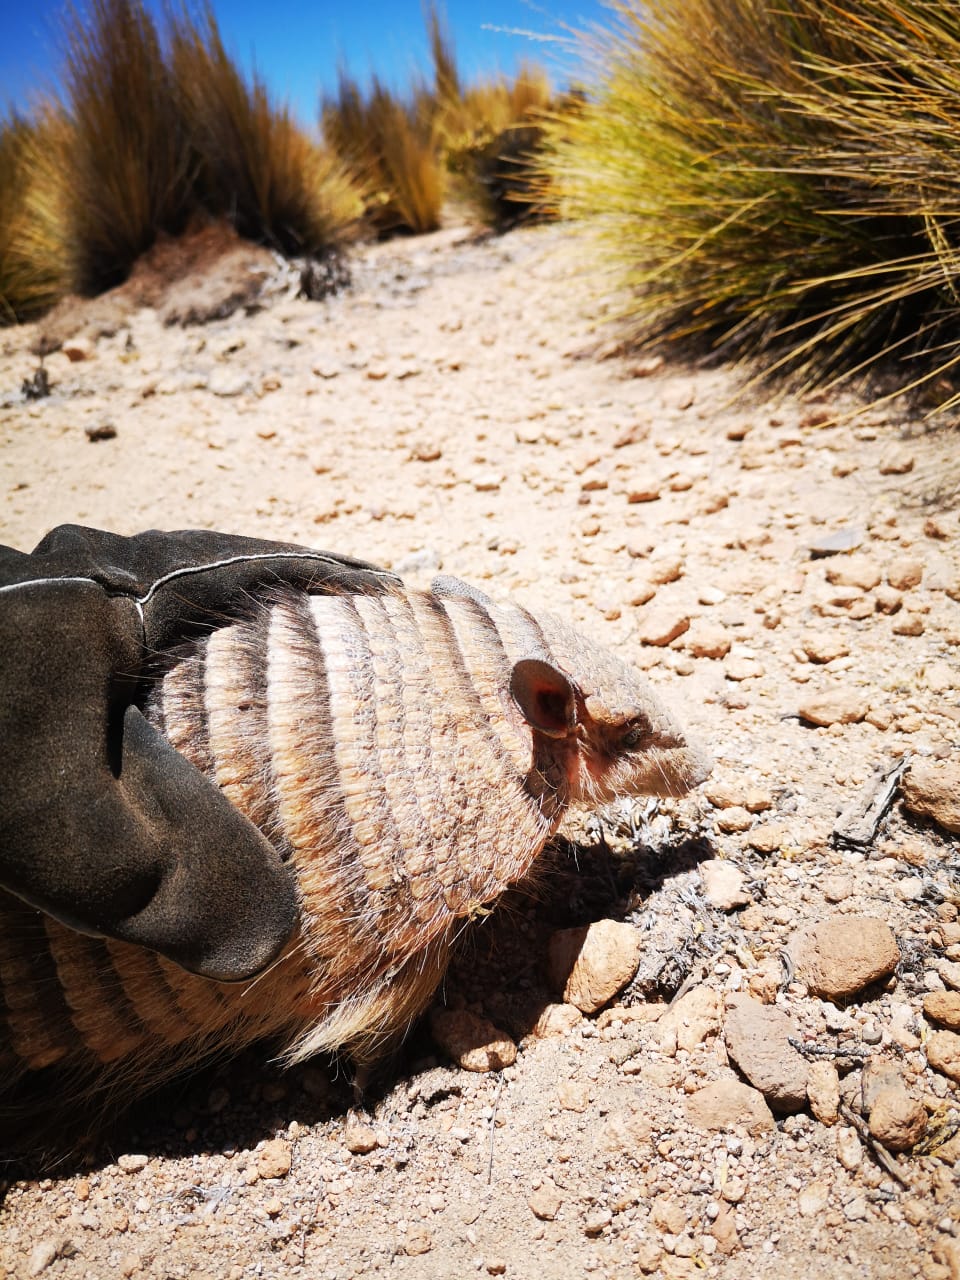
(545, 0, 960, 413)
(170, 8, 361, 257)
(323, 5, 555, 236)
(321, 71, 446, 237)
(56, 0, 195, 294)
(442, 64, 555, 230)
(3, 0, 553, 323)
(1, 0, 360, 319)
(0, 115, 64, 322)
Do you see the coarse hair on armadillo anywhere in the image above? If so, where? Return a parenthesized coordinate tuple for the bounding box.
(0, 573, 711, 1161)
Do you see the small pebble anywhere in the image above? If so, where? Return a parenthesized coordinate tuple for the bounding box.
(927, 1030, 960, 1082)
(582, 1208, 613, 1236)
(836, 1128, 863, 1171)
(344, 1115, 379, 1155)
(868, 1088, 927, 1152)
(924, 991, 960, 1032)
(791, 917, 900, 999)
(685, 622, 732, 659)
(430, 1010, 517, 1072)
(806, 1061, 840, 1126)
(528, 1180, 563, 1221)
(902, 761, 960, 835)
(684, 1079, 774, 1134)
(825, 557, 882, 591)
(798, 1181, 830, 1217)
(85, 422, 117, 442)
(801, 633, 850, 664)
(797, 691, 868, 726)
(548, 919, 643, 1013)
(878, 448, 914, 475)
(28, 1241, 59, 1277)
(723, 995, 808, 1111)
(257, 1138, 292, 1180)
(404, 1226, 432, 1256)
(887, 558, 923, 590)
(701, 860, 750, 911)
(635, 608, 690, 647)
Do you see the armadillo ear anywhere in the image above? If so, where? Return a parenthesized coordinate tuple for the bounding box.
(510, 658, 578, 738)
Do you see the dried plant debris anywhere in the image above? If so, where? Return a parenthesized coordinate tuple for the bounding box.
(20, 365, 50, 400)
(832, 758, 908, 850)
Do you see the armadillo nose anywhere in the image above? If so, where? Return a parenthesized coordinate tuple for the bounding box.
(685, 740, 714, 789)
(651, 738, 714, 797)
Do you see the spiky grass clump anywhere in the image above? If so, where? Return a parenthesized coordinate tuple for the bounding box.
(56, 0, 195, 294)
(0, 0, 361, 315)
(322, 71, 445, 237)
(323, 7, 555, 235)
(441, 65, 554, 230)
(170, 10, 361, 257)
(0, 115, 64, 322)
(546, 0, 960, 411)
(428, 8, 554, 230)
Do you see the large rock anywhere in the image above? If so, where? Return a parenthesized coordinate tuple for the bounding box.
(684, 1078, 774, 1135)
(901, 760, 960, 835)
(924, 990, 960, 1032)
(430, 1010, 517, 1072)
(658, 985, 722, 1053)
(548, 920, 643, 1014)
(798, 690, 868, 727)
(927, 1030, 960, 1083)
(722, 995, 808, 1112)
(790, 917, 900, 1000)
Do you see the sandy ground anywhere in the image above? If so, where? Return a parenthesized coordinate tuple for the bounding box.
(1, 222, 959, 1279)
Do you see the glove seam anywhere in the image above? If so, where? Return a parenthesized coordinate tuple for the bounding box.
(0, 555, 399, 604)
(136, 552, 399, 604)
(0, 575, 105, 596)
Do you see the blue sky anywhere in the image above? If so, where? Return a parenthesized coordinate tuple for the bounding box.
(2, 1, 612, 126)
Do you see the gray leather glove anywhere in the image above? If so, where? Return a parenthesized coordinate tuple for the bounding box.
(0, 524, 391, 981)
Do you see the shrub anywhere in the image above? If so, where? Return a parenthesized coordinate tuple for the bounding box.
(169, 9, 361, 257)
(0, 115, 63, 322)
(1, 0, 360, 319)
(545, 0, 960, 411)
(322, 70, 445, 237)
(323, 6, 554, 235)
(442, 65, 554, 230)
(54, 0, 195, 294)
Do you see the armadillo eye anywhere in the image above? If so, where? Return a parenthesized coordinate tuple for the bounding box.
(621, 720, 650, 749)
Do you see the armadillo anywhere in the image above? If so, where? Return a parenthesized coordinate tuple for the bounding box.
(0, 571, 710, 1156)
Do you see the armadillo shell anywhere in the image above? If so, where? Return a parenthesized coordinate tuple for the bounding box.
(0, 581, 569, 1157)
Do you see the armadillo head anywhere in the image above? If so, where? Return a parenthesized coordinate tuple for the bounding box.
(511, 611, 713, 805)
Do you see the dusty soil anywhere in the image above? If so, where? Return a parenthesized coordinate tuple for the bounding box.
(1, 221, 959, 1280)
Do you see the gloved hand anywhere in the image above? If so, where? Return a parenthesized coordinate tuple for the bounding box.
(0, 524, 393, 981)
